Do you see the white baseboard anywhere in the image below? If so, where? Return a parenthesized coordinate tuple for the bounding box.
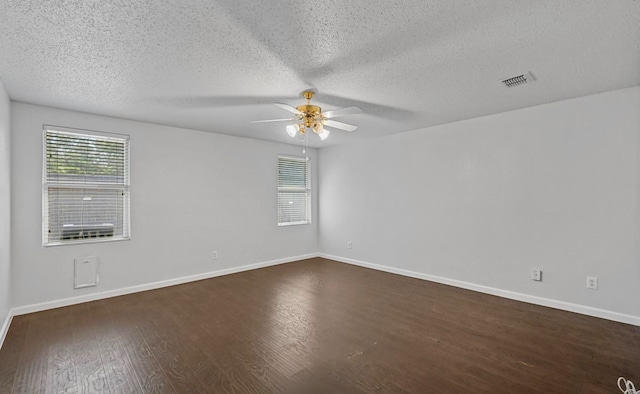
(320, 253, 640, 327)
(10, 253, 318, 318)
(0, 311, 12, 351)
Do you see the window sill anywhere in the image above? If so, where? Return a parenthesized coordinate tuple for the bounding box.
(44, 236, 131, 247)
(278, 221, 311, 227)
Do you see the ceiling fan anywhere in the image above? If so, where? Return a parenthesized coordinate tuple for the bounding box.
(250, 90, 362, 140)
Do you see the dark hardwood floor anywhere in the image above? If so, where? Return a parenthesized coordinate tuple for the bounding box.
(0, 257, 638, 393)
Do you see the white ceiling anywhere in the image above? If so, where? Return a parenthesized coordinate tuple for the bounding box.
(1, 0, 639, 148)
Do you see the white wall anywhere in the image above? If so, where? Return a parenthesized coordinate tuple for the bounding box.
(11, 103, 318, 308)
(319, 86, 640, 321)
(0, 81, 11, 331)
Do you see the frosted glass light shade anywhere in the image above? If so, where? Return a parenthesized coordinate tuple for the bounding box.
(286, 124, 298, 137)
(318, 129, 330, 140)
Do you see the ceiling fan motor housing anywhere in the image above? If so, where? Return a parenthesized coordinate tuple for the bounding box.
(297, 104, 322, 129)
(296, 90, 324, 133)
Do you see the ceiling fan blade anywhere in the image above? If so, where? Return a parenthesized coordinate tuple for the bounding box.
(322, 106, 362, 119)
(320, 93, 415, 121)
(274, 103, 302, 115)
(250, 118, 296, 124)
(323, 119, 358, 132)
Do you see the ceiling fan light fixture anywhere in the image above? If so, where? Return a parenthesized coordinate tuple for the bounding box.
(286, 124, 298, 137)
(318, 128, 330, 141)
(312, 122, 323, 134)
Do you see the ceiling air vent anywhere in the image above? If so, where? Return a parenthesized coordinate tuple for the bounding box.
(500, 72, 536, 88)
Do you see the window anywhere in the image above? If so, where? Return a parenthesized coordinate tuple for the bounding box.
(278, 155, 310, 226)
(43, 125, 130, 246)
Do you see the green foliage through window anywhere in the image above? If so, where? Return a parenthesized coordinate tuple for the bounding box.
(46, 133, 126, 177)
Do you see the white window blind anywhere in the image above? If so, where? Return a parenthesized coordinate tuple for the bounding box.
(43, 126, 130, 246)
(278, 155, 310, 226)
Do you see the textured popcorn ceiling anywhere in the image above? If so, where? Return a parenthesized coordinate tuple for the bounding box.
(1, 0, 639, 147)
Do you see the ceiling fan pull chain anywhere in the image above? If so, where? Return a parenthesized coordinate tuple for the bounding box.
(302, 132, 308, 155)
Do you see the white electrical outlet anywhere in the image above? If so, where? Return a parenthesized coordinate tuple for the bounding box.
(347, 241, 352, 249)
(587, 276, 598, 290)
(212, 251, 218, 260)
(531, 269, 542, 281)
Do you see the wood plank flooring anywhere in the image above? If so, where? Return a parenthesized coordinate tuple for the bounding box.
(1, 257, 638, 393)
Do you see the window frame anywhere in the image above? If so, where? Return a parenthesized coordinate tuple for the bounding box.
(42, 125, 131, 247)
(277, 155, 311, 226)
